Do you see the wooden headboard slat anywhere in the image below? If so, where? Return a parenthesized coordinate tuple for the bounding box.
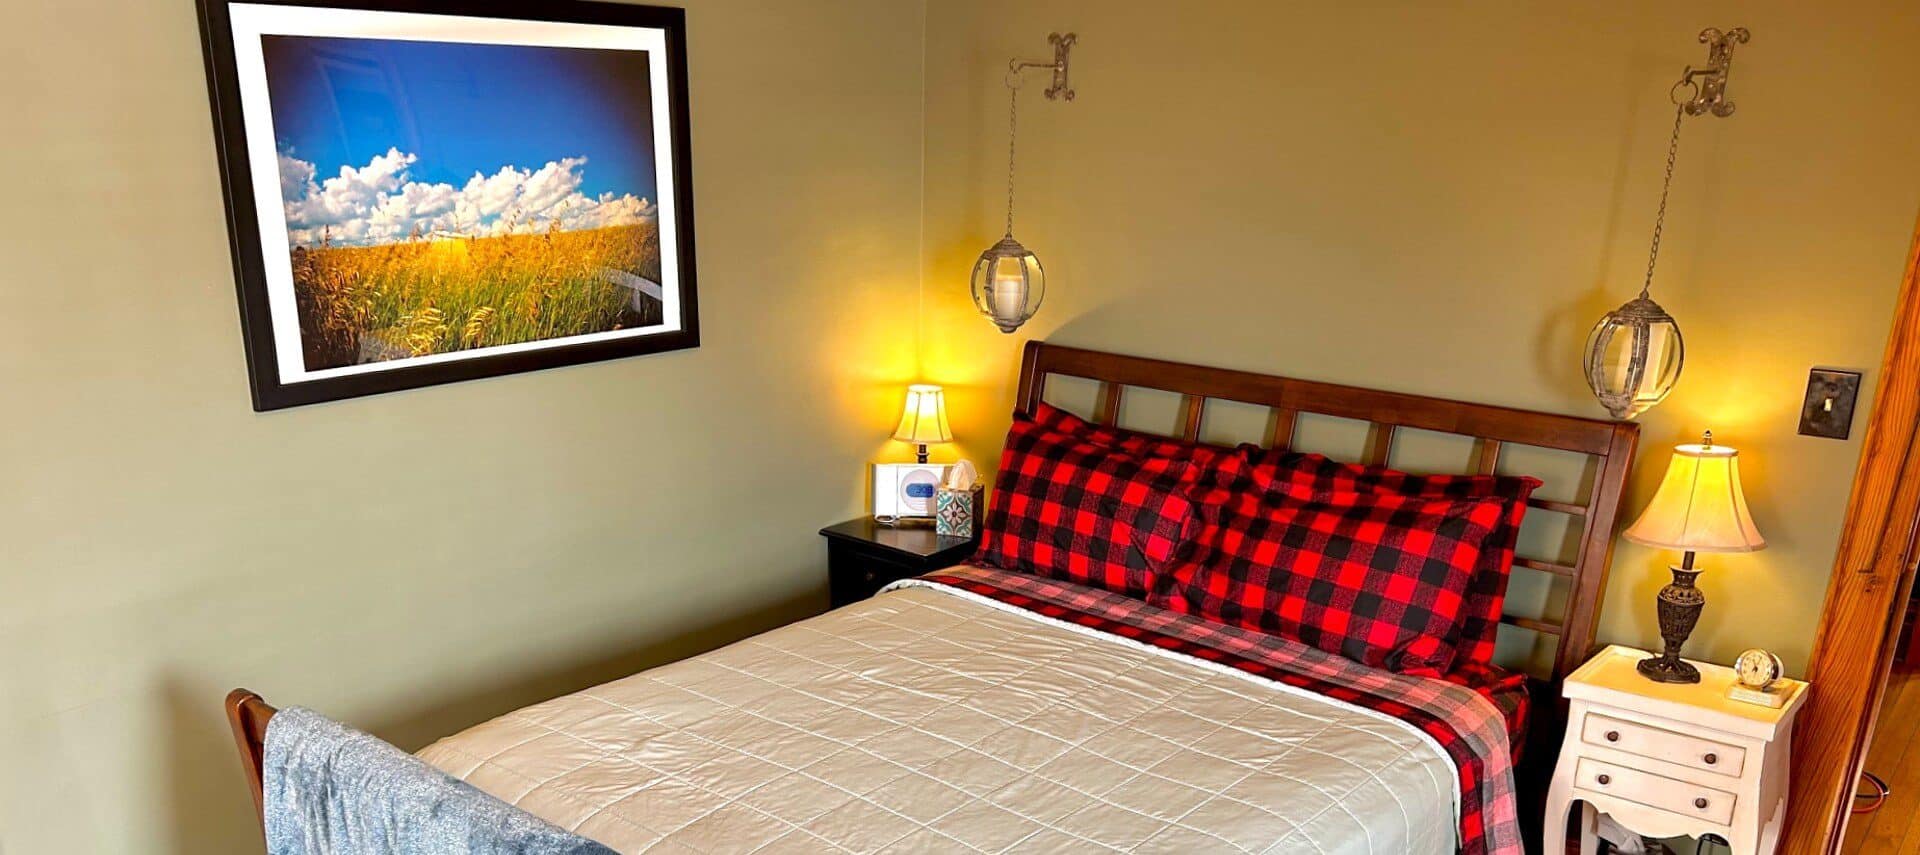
(1515, 557, 1577, 577)
(1268, 409, 1298, 451)
(1365, 424, 1397, 466)
(1179, 395, 1205, 441)
(1476, 439, 1503, 475)
(1529, 497, 1587, 516)
(1504, 615, 1565, 635)
(1096, 382, 1124, 426)
(1014, 340, 1638, 686)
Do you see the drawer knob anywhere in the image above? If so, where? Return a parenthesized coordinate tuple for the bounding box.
(1596, 774, 1611, 786)
(1604, 730, 1620, 743)
(1704, 753, 1717, 765)
(1695, 797, 1709, 809)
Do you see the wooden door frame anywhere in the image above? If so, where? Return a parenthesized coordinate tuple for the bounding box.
(1783, 216, 1920, 852)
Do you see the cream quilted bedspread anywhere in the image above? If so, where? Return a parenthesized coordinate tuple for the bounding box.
(416, 583, 1458, 854)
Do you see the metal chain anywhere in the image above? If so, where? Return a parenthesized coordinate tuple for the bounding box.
(1640, 104, 1687, 300)
(1005, 81, 1019, 237)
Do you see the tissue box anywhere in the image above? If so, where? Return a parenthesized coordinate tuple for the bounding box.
(935, 485, 985, 538)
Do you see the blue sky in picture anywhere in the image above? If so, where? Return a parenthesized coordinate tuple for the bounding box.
(261, 36, 659, 246)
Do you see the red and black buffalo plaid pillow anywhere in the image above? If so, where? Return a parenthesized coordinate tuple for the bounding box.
(1029, 400, 1233, 467)
(1154, 460, 1507, 676)
(1248, 450, 1540, 669)
(977, 412, 1201, 599)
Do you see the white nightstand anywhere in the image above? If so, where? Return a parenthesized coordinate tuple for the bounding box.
(1544, 645, 1807, 855)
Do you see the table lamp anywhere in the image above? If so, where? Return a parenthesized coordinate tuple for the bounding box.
(892, 384, 952, 464)
(1622, 430, 1767, 683)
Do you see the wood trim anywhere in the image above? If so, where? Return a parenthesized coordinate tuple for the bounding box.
(1559, 424, 1638, 682)
(1268, 409, 1298, 451)
(1477, 439, 1504, 475)
(1782, 218, 1920, 852)
(225, 688, 277, 831)
(1179, 395, 1206, 441)
(1020, 343, 1629, 455)
(1504, 615, 1565, 635)
(1014, 338, 1045, 415)
(1516, 557, 1577, 577)
(1096, 382, 1124, 426)
(1365, 424, 1398, 466)
(1530, 498, 1588, 517)
(1013, 340, 1639, 687)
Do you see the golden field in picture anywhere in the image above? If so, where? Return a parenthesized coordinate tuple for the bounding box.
(290, 221, 663, 371)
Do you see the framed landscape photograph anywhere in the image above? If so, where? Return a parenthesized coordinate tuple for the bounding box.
(196, 0, 697, 410)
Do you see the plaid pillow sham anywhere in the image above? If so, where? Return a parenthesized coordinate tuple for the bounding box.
(977, 412, 1201, 598)
(1249, 450, 1541, 668)
(1029, 400, 1233, 466)
(1154, 460, 1507, 676)
(1019, 400, 1531, 674)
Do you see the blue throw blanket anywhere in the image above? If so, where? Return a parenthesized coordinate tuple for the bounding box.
(264, 706, 617, 855)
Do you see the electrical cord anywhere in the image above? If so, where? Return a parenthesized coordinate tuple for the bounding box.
(1855, 770, 1892, 814)
(1686, 770, 1888, 854)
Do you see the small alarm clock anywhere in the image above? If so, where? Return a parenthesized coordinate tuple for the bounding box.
(1727, 648, 1788, 708)
(871, 462, 953, 524)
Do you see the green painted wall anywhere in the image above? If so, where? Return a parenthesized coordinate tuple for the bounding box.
(9, 1, 1920, 850)
(917, 0, 1920, 677)
(0, 1, 927, 850)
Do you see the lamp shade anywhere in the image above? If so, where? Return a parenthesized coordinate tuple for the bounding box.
(1622, 434, 1765, 553)
(892, 384, 953, 446)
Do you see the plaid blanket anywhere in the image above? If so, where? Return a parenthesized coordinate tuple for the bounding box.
(897, 565, 1526, 855)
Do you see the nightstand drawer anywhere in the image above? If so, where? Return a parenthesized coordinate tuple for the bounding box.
(822, 518, 980, 608)
(1575, 757, 1736, 826)
(1582, 713, 1745, 778)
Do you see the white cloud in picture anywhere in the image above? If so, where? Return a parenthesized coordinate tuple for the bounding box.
(278, 148, 657, 247)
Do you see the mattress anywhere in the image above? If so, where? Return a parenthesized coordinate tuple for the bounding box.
(418, 569, 1517, 853)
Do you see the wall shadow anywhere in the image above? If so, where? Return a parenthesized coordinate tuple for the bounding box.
(366, 590, 824, 752)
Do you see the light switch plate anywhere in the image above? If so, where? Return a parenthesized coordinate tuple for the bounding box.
(1799, 368, 1862, 440)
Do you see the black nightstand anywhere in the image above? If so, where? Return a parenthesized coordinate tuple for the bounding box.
(820, 517, 981, 607)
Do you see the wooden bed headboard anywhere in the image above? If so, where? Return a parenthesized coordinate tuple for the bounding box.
(1015, 340, 1640, 685)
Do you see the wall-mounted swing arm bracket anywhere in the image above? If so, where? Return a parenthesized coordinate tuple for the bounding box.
(1675, 27, 1750, 117)
(1009, 32, 1076, 101)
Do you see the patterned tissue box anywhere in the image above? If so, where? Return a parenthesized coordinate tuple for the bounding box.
(936, 485, 985, 538)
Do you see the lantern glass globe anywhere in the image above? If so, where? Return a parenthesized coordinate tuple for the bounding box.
(1584, 296, 1684, 420)
(971, 236, 1045, 334)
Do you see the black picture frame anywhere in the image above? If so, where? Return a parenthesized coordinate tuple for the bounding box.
(195, 0, 699, 411)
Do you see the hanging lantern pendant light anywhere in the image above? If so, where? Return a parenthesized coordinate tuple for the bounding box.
(972, 34, 1073, 334)
(1585, 28, 1749, 420)
(974, 233, 1044, 335)
(1585, 105, 1688, 421)
(971, 79, 1046, 333)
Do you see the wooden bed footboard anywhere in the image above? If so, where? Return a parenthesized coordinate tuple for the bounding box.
(225, 688, 277, 824)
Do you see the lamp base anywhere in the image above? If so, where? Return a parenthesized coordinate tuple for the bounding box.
(1637, 655, 1701, 684)
(1638, 562, 1706, 685)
